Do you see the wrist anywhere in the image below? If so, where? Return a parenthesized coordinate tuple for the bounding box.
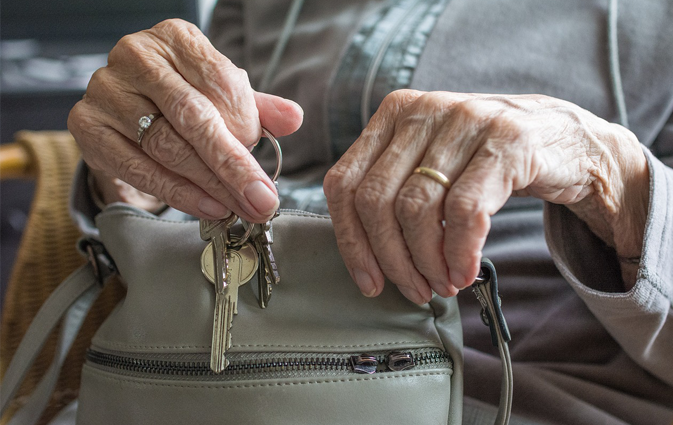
(87, 167, 168, 214)
(568, 125, 649, 289)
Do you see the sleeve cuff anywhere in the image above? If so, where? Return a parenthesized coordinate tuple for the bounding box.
(544, 146, 673, 304)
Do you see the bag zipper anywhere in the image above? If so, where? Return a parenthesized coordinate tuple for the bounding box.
(86, 347, 451, 380)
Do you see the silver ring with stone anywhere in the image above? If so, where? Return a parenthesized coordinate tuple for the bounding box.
(137, 112, 163, 148)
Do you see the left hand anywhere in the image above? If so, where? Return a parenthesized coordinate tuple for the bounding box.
(324, 90, 649, 304)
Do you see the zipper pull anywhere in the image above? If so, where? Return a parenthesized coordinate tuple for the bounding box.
(350, 354, 378, 374)
(386, 352, 415, 371)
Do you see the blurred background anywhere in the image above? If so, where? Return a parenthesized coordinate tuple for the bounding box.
(0, 0, 217, 303)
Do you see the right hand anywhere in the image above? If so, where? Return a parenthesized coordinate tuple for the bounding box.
(68, 19, 304, 222)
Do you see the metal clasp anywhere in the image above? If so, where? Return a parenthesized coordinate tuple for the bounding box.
(78, 238, 117, 285)
(472, 258, 511, 347)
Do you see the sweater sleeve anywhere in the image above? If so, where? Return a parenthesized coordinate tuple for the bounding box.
(207, 0, 246, 68)
(544, 146, 673, 386)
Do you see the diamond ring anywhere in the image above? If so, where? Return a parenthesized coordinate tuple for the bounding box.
(137, 112, 163, 148)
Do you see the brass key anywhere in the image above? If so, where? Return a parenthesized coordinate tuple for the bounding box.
(199, 216, 237, 292)
(202, 241, 258, 372)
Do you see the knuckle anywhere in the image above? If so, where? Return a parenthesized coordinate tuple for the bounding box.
(452, 99, 485, 124)
(381, 89, 422, 109)
(142, 64, 166, 86)
(171, 93, 219, 138)
(152, 18, 192, 35)
(68, 102, 104, 142)
(216, 145, 250, 180)
(160, 178, 191, 206)
(324, 163, 352, 203)
(109, 34, 145, 66)
(85, 68, 121, 103)
(354, 175, 390, 217)
(446, 189, 484, 224)
(487, 113, 524, 140)
(116, 156, 154, 190)
(144, 125, 193, 169)
(67, 101, 87, 135)
(203, 172, 225, 192)
(395, 185, 434, 227)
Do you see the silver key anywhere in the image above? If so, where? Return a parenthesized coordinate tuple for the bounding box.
(254, 221, 280, 309)
(211, 242, 258, 372)
(200, 216, 236, 373)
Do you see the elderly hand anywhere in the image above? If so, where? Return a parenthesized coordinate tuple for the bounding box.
(68, 19, 303, 222)
(324, 90, 649, 304)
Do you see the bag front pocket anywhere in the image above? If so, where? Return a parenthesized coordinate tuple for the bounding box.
(78, 347, 453, 425)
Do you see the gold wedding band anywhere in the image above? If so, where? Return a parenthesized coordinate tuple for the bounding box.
(413, 166, 451, 189)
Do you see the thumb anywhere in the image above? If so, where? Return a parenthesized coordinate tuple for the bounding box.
(254, 92, 304, 137)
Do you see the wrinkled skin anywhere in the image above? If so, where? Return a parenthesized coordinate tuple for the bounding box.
(68, 19, 304, 222)
(324, 90, 649, 303)
(71, 20, 649, 304)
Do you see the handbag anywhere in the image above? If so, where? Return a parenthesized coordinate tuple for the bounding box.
(1, 204, 512, 425)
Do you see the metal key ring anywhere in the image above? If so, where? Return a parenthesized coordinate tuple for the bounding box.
(230, 127, 282, 247)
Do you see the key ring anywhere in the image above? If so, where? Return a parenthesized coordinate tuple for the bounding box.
(231, 128, 282, 247)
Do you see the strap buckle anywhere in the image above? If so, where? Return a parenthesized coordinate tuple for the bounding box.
(78, 238, 117, 285)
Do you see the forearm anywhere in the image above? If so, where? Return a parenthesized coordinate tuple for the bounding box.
(544, 149, 673, 385)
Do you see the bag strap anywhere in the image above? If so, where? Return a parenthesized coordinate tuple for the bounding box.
(0, 250, 512, 425)
(473, 259, 513, 425)
(0, 240, 115, 424)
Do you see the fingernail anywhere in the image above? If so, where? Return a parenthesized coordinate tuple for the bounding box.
(198, 197, 230, 218)
(244, 181, 279, 216)
(430, 281, 450, 298)
(286, 99, 304, 115)
(449, 270, 467, 289)
(353, 268, 376, 297)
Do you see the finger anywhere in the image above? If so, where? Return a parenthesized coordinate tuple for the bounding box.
(144, 19, 262, 146)
(72, 113, 226, 219)
(138, 69, 278, 220)
(395, 175, 457, 298)
(146, 22, 302, 146)
(395, 98, 489, 297)
(443, 120, 528, 289)
(355, 107, 452, 303)
(364, 92, 476, 299)
(82, 75, 246, 219)
(325, 89, 425, 302)
(110, 24, 279, 221)
(254, 92, 304, 137)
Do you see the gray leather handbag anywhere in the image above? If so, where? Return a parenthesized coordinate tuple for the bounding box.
(1, 205, 512, 425)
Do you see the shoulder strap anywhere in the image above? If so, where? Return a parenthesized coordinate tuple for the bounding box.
(0, 240, 114, 424)
(473, 258, 513, 425)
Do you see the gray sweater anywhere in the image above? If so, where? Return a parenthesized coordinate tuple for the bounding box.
(207, 0, 673, 423)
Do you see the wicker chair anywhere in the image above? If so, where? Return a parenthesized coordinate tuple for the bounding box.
(0, 132, 125, 425)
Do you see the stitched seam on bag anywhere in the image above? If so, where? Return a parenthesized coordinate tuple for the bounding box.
(279, 213, 332, 221)
(85, 370, 451, 389)
(99, 211, 333, 226)
(95, 340, 440, 350)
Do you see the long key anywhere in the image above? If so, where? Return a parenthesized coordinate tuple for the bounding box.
(200, 216, 236, 373)
(212, 243, 258, 372)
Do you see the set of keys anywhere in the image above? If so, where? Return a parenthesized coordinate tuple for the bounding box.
(199, 128, 283, 373)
